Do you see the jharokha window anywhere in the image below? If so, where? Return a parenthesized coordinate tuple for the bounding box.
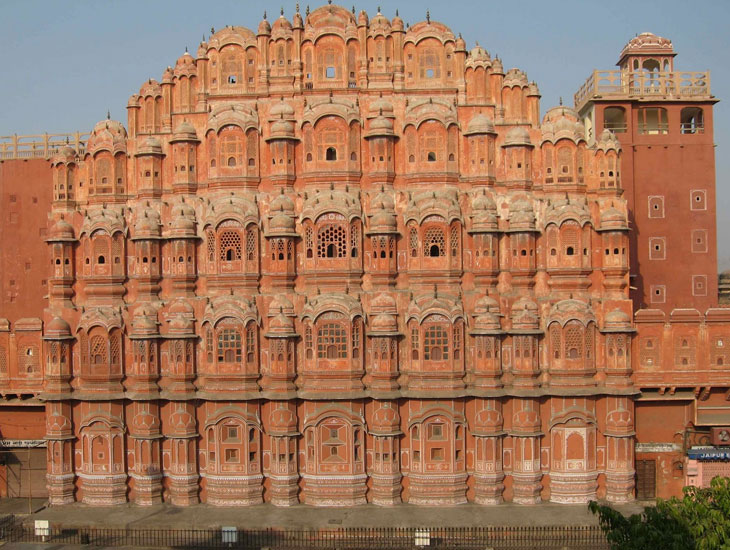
(304, 214, 361, 265)
(206, 221, 259, 275)
(407, 217, 461, 267)
(217, 328, 242, 364)
(424, 324, 449, 361)
(317, 319, 348, 359)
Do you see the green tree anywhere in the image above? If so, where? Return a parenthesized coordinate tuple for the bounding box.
(589, 476, 730, 550)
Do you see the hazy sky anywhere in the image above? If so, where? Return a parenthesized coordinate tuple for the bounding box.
(2, 0, 729, 266)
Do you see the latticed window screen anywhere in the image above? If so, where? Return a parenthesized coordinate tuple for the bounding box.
(352, 320, 360, 358)
(0, 346, 7, 373)
(219, 131, 243, 167)
(110, 333, 121, 366)
(639, 337, 660, 367)
(585, 326, 593, 360)
(246, 132, 257, 167)
(424, 325, 449, 360)
(272, 239, 285, 261)
(206, 328, 214, 362)
(287, 240, 293, 259)
(317, 224, 347, 258)
(317, 323, 347, 359)
(562, 224, 579, 254)
(514, 335, 522, 358)
(350, 222, 360, 257)
(453, 322, 462, 360)
(217, 328, 242, 363)
(713, 337, 729, 366)
(564, 324, 583, 359)
(450, 225, 459, 256)
(550, 325, 562, 359)
(206, 229, 216, 261)
(305, 226, 314, 256)
(674, 336, 696, 367)
(246, 325, 256, 363)
(90, 336, 106, 364)
(409, 227, 419, 257)
(20, 346, 39, 373)
(245, 227, 256, 261)
(411, 324, 420, 359)
(112, 236, 122, 261)
(423, 227, 446, 257)
(93, 236, 107, 259)
(219, 230, 242, 261)
(305, 325, 313, 356)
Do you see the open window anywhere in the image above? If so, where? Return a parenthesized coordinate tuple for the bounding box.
(603, 107, 626, 133)
(680, 107, 704, 134)
(637, 107, 668, 135)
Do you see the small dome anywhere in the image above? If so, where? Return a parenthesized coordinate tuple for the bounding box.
(465, 113, 496, 136)
(131, 306, 159, 337)
(370, 95, 394, 117)
(508, 199, 536, 230)
(391, 12, 404, 31)
(52, 144, 77, 165)
(474, 295, 500, 315)
(469, 45, 489, 61)
(370, 209, 397, 232)
(137, 136, 163, 156)
(270, 405, 298, 434)
(169, 201, 197, 236)
(49, 218, 75, 240)
(269, 294, 294, 315)
(272, 13, 292, 33)
(504, 126, 532, 146)
(172, 121, 198, 142)
(599, 206, 628, 231)
(134, 208, 161, 238)
(371, 403, 400, 434)
(270, 190, 295, 212)
(474, 407, 503, 433)
(510, 296, 539, 331)
(604, 309, 632, 331)
(87, 118, 127, 155)
(270, 98, 295, 118)
(455, 35, 466, 51)
(474, 311, 501, 332)
(370, 313, 398, 334)
(720, 270, 730, 283)
(492, 57, 504, 74)
(270, 211, 295, 232)
(370, 115, 394, 132)
(270, 118, 295, 138)
(131, 410, 160, 433)
(45, 316, 72, 339)
(621, 32, 673, 55)
(370, 292, 397, 313)
(268, 311, 295, 335)
(258, 16, 271, 34)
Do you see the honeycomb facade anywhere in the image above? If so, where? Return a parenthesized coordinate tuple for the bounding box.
(0, 5, 726, 506)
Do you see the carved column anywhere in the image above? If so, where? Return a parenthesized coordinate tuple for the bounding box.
(129, 401, 162, 505)
(45, 402, 75, 504)
(268, 402, 300, 506)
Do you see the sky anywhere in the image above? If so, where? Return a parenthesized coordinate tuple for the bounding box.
(2, 0, 729, 266)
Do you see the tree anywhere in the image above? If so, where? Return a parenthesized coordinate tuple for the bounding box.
(589, 476, 730, 550)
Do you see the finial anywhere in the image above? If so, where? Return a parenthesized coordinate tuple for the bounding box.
(377, 5, 381, 13)
(65, 136, 69, 144)
(559, 96, 563, 106)
(211, 26, 215, 34)
(185, 46, 188, 53)
(352, 5, 355, 14)
(426, 9, 430, 23)
(281, 6, 284, 16)
(306, 5, 310, 15)
(406, 22, 409, 29)
(328, 0, 332, 4)
(433, 284, 438, 298)
(263, 10, 267, 19)
(202, 35, 206, 42)
(296, 2, 300, 12)
(396, 9, 399, 16)
(106, 110, 111, 120)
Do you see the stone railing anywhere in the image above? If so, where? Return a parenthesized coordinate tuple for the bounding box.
(0, 132, 89, 161)
(574, 70, 711, 111)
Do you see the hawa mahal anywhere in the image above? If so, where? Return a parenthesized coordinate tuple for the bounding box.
(0, 3, 725, 506)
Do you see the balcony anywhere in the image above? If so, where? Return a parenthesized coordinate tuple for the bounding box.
(0, 132, 89, 160)
(574, 70, 711, 111)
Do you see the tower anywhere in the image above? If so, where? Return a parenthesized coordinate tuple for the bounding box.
(574, 33, 718, 311)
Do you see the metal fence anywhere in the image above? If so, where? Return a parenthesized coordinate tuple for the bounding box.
(0, 519, 609, 549)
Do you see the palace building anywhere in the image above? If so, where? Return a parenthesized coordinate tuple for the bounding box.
(0, 4, 726, 506)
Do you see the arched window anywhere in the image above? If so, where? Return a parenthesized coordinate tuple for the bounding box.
(317, 223, 347, 258)
(325, 147, 337, 161)
(603, 107, 626, 133)
(217, 328, 242, 363)
(317, 322, 347, 359)
(218, 126, 244, 168)
(219, 230, 242, 262)
(424, 322, 449, 361)
(564, 322, 583, 359)
(423, 227, 446, 257)
(680, 107, 704, 134)
(638, 107, 668, 135)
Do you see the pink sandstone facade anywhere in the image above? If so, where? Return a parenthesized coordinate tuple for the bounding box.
(0, 6, 726, 505)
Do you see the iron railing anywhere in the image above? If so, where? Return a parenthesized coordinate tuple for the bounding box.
(0, 522, 610, 549)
